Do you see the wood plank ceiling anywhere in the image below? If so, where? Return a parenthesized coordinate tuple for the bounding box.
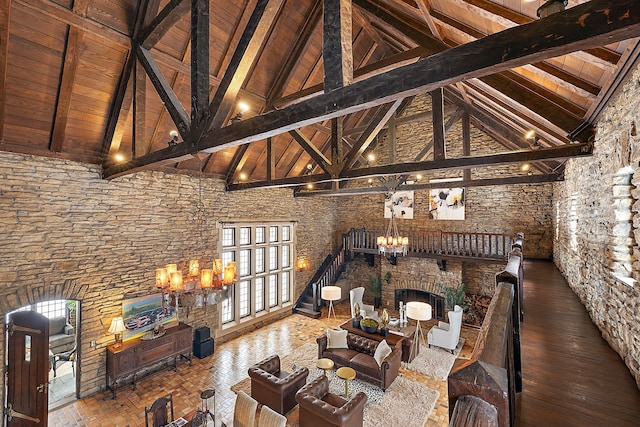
(1, 0, 639, 195)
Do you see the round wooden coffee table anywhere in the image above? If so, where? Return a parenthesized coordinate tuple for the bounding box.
(336, 366, 356, 397)
(317, 358, 334, 376)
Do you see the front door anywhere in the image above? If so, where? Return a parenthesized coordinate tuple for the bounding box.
(6, 311, 49, 426)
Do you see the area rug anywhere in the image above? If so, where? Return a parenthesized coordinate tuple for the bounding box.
(406, 338, 465, 381)
(231, 342, 438, 427)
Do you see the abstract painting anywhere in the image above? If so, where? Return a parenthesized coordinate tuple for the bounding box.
(384, 191, 414, 219)
(429, 188, 465, 220)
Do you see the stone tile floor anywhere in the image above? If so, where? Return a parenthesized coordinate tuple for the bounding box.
(49, 362, 77, 410)
(49, 302, 477, 426)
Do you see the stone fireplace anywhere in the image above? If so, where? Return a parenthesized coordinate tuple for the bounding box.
(394, 288, 445, 320)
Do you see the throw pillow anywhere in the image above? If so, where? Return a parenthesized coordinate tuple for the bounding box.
(373, 339, 392, 366)
(326, 328, 348, 349)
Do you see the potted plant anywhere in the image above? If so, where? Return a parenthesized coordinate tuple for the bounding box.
(360, 317, 379, 334)
(366, 272, 391, 308)
(439, 283, 467, 311)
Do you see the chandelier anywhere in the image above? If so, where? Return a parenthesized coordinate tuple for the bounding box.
(153, 153, 237, 311)
(377, 211, 409, 256)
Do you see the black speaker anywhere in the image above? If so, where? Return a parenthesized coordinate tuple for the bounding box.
(193, 337, 214, 358)
(194, 326, 210, 342)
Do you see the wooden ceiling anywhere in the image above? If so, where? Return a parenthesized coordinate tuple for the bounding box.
(1, 0, 640, 194)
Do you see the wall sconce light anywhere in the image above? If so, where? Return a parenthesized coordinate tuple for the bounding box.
(525, 130, 542, 149)
(296, 257, 309, 271)
(230, 102, 250, 124)
(537, 0, 568, 19)
(168, 130, 180, 147)
(108, 317, 126, 348)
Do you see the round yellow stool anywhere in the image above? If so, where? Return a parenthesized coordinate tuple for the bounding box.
(336, 366, 356, 397)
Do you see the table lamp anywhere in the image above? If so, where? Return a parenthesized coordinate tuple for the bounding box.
(321, 286, 341, 320)
(108, 317, 126, 348)
(406, 301, 432, 361)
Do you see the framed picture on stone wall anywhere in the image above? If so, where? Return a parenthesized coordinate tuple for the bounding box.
(121, 293, 178, 341)
(429, 188, 465, 220)
(384, 191, 414, 219)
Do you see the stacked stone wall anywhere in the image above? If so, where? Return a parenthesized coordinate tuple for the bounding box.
(554, 66, 640, 387)
(0, 152, 336, 398)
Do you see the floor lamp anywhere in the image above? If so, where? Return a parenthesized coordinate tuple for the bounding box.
(406, 301, 432, 362)
(321, 286, 341, 320)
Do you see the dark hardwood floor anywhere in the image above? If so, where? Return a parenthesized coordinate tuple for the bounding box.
(517, 260, 640, 426)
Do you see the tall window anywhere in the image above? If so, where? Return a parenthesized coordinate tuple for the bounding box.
(219, 222, 295, 327)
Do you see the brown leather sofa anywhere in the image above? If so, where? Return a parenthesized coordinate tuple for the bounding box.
(295, 375, 367, 427)
(248, 354, 309, 414)
(317, 332, 401, 390)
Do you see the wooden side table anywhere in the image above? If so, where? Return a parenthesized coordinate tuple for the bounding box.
(317, 358, 334, 376)
(336, 367, 356, 397)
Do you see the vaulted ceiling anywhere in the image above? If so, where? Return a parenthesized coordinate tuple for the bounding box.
(1, 0, 639, 195)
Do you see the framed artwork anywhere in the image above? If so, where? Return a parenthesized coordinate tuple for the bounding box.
(121, 294, 178, 341)
(429, 188, 465, 220)
(384, 191, 414, 219)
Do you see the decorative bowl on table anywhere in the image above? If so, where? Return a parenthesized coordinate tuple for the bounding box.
(360, 318, 379, 334)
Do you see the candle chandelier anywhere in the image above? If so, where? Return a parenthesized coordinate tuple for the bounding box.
(154, 154, 237, 310)
(377, 211, 408, 257)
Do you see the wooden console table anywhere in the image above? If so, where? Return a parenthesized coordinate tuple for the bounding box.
(106, 322, 193, 398)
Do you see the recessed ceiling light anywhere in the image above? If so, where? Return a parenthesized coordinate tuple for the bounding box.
(239, 172, 248, 181)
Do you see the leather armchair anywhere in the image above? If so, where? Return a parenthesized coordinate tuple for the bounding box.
(349, 287, 378, 320)
(248, 354, 309, 415)
(428, 305, 463, 353)
(296, 375, 367, 427)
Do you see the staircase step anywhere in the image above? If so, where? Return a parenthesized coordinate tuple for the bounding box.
(299, 301, 315, 311)
(294, 307, 321, 319)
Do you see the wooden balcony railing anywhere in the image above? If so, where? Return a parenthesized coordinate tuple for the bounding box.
(346, 228, 514, 261)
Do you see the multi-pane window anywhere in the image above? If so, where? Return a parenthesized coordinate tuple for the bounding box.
(219, 222, 295, 327)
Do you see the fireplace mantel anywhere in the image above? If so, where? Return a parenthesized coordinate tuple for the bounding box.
(395, 288, 445, 320)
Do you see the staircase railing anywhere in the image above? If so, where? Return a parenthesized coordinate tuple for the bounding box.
(346, 228, 514, 260)
(293, 241, 346, 314)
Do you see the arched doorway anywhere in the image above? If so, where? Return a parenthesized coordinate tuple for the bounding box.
(5, 299, 80, 411)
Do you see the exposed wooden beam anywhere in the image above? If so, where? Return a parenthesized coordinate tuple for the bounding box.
(226, 143, 589, 191)
(462, 112, 471, 181)
(432, 87, 445, 160)
(415, 0, 442, 40)
(101, 0, 158, 162)
(340, 143, 591, 180)
(295, 173, 563, 196)
(141, 0, 190, 49)
(272, 47, 425, 109)
(137, 46, 191, 141)
(342, 99, 403, 170)
(0, 0, 11, 142)
(203, 0, 284, 133)
(225, 144, 250, 184)
(104, 0, 640, 178)
(15, 0, 131, 48)
(323, 0, 353, 91)
(190, 0, 209, 136)
(265, 0, 322, 109)
(289, 129, 332, 173)
(134, 58, 146, 158)
(267, 137, 274, 181)
(330, 118, 344, 174)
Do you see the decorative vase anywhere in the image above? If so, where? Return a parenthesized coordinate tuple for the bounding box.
(380, 327, 389, 337)
(352, 318, 361, 328)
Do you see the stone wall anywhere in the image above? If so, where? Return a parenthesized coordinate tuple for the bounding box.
(336, 93, 554, 259)
(0, 152, 336, 398)
(553, 65, 640, 387)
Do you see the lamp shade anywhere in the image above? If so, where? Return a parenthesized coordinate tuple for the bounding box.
(200, 268, 213, 289)
(406, 301, 432, 321)
(321, 285, 341, 301)
(108, 317, 126, 334)
(155, 268, 168, 288)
